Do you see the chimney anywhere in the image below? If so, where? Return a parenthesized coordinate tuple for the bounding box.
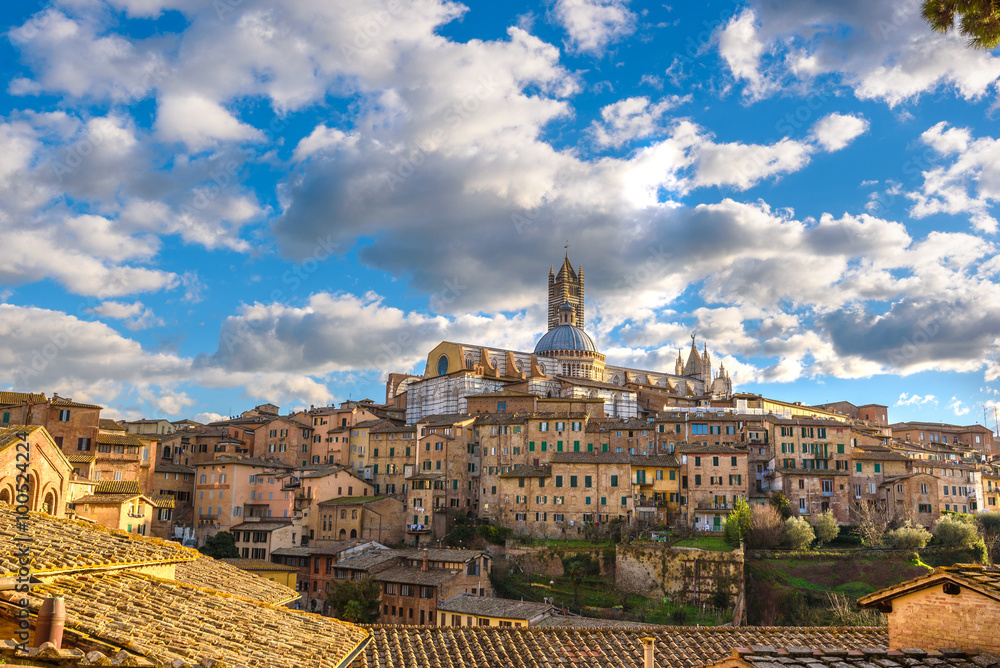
(33, 597, 66, 649)
(641, 637, 655, 668)
(422, 548, 429, 571)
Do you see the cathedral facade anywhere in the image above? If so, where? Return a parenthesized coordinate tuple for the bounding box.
(400, 255, 733, 423)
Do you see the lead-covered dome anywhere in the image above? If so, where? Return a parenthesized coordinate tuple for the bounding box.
(533, 325, 598, 354)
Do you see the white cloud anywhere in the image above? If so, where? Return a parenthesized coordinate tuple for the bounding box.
(907, 122, 1000, 233)
(717, 9, 771, 99)
(810, 113, 870, 152)
(137, 387, 196, 416)
(716, 0, 1000, 106)
(155, 94, 264, 151)
(589, 95, 690, 148)
(553, 0, 636, 54)
(895, 393, 937, 407)
(87, 300, 164, 331)
(948, 396, 970, 416)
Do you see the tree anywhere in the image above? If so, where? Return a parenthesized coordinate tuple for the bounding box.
(934, 514, 979, 548)
(886, 520, 932, 550)
(747, 504, 785, 549)
(977, 512, 1000, 562)
(724, 497, 752, 547)
(785, 516, 816, 550)
(327, 576, 382, 623)
(851, 501, 893, 546)
(199, 531, 239, 559)
(813, 510, 840, 548)
(922, 0, 1000, 50)
(769, 492, 792, 520)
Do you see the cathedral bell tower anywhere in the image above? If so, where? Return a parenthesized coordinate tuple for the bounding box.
(548, 253, 584, 331)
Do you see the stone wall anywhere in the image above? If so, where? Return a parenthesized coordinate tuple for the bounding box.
(615, 543, 743, 605)
(502, 546, 616, 578)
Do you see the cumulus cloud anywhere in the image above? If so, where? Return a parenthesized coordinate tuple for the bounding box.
(907, 122, 1000, 233)
(896, 393, 937, 407)
(87, 301, 164, 331)
(553, 0, 636, 54)
(810, 113, 870, 151)
(589, 95, 690, 148)
(716, 0, 1000, 106)
(947, 396, 970, 416)
(155, 94, 264, 151)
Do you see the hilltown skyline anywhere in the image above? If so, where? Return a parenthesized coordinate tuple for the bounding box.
(1, 1, 999, 427)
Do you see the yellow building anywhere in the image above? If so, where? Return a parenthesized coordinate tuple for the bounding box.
(437, 593, 558, 627)
(631, 454, 681, 524)
(220, 558, 299, 596)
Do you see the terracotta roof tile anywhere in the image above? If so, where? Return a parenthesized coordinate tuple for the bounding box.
(858, 564, 1000, 607)
(95, 480, 142, 495)
(219, 557, 301, 572)
(723, 646, 1000, 668)
(6, 570, 367, 668)
(0, 506, 196, 575)
(95, 432, 144, 447)
(173, 556, 300, 604)
(356, 626, 887, 668)
(99, 419, 126, 431)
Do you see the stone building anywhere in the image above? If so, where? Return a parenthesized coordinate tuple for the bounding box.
(890, 420, 995, 456)
(0, 424, 74, 516)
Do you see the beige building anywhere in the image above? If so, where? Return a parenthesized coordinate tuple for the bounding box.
(231, 518, 299, 561)
(193, 456, 296, 544)
(679, 444, 749, 530)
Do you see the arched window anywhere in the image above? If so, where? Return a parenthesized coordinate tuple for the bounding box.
(437, 354, 449, 376)
(339, 529, 346, 539)
(340, 509, 347, 519)
(351, 509, 358, 519)
(350, 529, 357, 538)
(465, 354, 474, 369)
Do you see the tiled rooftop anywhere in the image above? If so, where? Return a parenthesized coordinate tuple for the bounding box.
(718, 646, 1000, 668)
(0, 424, 42, 452)
(0, 507, 196, 576)
(95, 480, 142, 495)
(95, 432, 145, 447)
(220, 557, 301, 572)
(858, 563, 1000, 606)
(437, 594, 556, 619)
(356, 625, 887, 668)
(174, 557, 301, 605)
(5, 569, 367, 668)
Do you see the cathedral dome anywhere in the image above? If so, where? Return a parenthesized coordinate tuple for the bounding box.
(533, 325, 598, 354)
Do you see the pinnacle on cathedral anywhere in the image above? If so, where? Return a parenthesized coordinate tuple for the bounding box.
(547, 253, 584, 331)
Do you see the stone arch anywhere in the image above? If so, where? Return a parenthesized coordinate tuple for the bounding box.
(41, 485, 58, 515)
(0, 485, 12, 506)
(350, 529, 357, 538)
(26, 472, 39, 511)
(339, 529, 347, 539)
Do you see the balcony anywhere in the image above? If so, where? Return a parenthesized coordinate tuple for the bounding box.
(95, 451, 141, 462)
(695, 501, 731, 511)
(127, 510, 145, 518)
(406, 524, 431, 533)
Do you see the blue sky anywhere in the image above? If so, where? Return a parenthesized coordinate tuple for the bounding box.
(1, 0, 999, 428)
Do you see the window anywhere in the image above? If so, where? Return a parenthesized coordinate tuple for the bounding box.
(799, 498, 806, 511)
(584, 475, 592, 488)
(570, 476, 578, 488)
(694, 456, 701, 466)
(855, 462, 862, 473)
(555, 476, 563, 488)
(713, 456, 719, 467)
(691, 424, 708, 435)
(610, 475, 618, 487)
(874, 463, 882, 473)
(59, 409, 70, 421)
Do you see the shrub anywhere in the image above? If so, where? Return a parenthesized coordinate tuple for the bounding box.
(724, 498, 752, 547)
(747, 504, 785, 549)
(785, 516, 816, 550)
(770, 492, 792, 520)
(970, 538, 989, 564)
(813, 510, 840, 547)
(886, 521, 931, 550)
(934, 515, 979, 548)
